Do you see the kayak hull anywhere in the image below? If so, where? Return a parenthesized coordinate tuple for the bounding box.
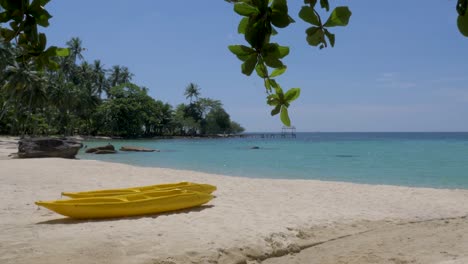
(36, 189, 213, 219)
(61, 182, 216, 198)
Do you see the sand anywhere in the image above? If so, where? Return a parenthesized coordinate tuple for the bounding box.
(0, 137, 18, 159)
(0, 142, 467, 264)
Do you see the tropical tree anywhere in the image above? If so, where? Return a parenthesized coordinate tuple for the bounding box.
(184, 83, 200, 103)
(1, 0, 467, 128)
(197, 98, 222, 119)
(108, 65, 134, 89)
(1, 2, 247, 137)
(1, 64, 48, 135)
(95, 83, 154, 138)
(229, 121, 245, 134)
(66, 37, 85, 64)
(205, 107, 232, 135)
(172, 103, 200, 136)
(91, 60, 108, 98)
(0, 36, 14, 72)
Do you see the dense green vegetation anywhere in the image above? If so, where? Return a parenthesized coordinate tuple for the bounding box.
(0, 0, 467, 133)
(0, 37, 244, 137)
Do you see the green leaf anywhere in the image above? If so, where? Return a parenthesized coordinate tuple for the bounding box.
(274, 85, 284, 97)
(271, 12, 291, 28)
(299, 6, 320, 26)
(320, 0, 330, 11)
(280, 106, 291, 126)
(0, 0, 22, 11)
(271, 105, 281, 115)
(277, 45, 289, 58)
(306, 26, 324, 46)
(324, 6, 351, 27)
(255, 62, 268, 78)
(38, 33, 46, 51)
(18, 33, 28, 45)
(263, 43, 288, 59)
(324, 29, 335, 47)
(264, 78, 272, 91)
(234, 3, 259, 16)
(270, 27, 277, 36)
(284, 88, 300, 102)
(229, 45, 255, 61)
(238, 17, 249, 34)
(0, 28, 15, 41)
(55, 47, 69, 57)
(228, 45, 255, 56)
(271, 0, 287, 13)
(304, 0, 318, 8)
(28, 0, 52, 27)
(263, 54, 283, 68)
(245, 19, 266, 49)
(251, 0, 269, 11)
(40, 0, 51, 6)
(458, 14, 468, 37)
(270, 0, 291, 28)
(267, 94, 280, 105)
(457, 0, 467, 16)
(0, 11, 10, 23)
(43, 46, 57, 57)
(266, 78, 280, 90)
(270, 66, 286, 77)
(241, 54, 258, 76)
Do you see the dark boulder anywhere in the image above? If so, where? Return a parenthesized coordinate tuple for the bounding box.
(94, 149, 117, 154)
(120, 146, 158, 152)
(85, 144, 115, 153)
(18, 138, 82, 159)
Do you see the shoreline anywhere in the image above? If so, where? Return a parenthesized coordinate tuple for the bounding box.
(1, 157, 468, 263)
(4, 136, 464, 191)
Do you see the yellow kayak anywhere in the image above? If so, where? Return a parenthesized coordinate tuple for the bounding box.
(61, 182, 216, 198)
(36, 189, 213, 219)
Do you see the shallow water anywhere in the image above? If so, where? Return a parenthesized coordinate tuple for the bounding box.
(79, 133, 468, 189)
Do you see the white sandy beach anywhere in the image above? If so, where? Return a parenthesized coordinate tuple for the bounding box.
(0, 140, 468, 264)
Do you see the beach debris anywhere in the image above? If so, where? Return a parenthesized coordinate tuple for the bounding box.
(18, 138, 82, 159)
(85, 144, 115, 153)
(119, 146, 159, 152)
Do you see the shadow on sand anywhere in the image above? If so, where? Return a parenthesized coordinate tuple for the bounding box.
(35, 204, 214, 225)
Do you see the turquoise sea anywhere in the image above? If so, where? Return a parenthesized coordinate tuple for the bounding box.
(79, 133, 468, 189)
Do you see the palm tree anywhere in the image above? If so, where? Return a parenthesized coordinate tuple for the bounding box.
(197, 97, 222, 118)
(120, 66, 133, 84)
(108, 65, 121, 88)
(0, 39, 14, 73)
(108, 65, 134, 88)
(92, 60, 107, 98)
(66, 37, 85, 64)
(1, 64, 48, 135)
(184, 83, 200, 103)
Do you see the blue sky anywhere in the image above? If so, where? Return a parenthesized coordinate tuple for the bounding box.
(42, 1, 467, 132)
